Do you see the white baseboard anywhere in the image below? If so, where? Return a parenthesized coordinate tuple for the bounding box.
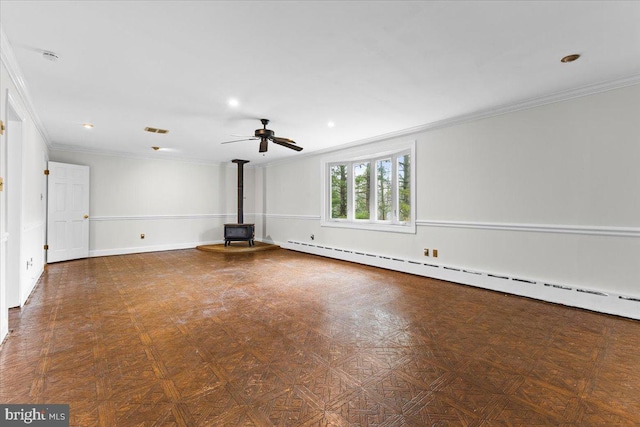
(282, 240, 640, 321)
(89, 240, 222, 258)
(21, 266, 44, 307)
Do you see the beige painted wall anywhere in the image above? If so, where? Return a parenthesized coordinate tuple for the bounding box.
(0, 58, 49, 341)
(262, 84, 640, 296)
(49, 150, 257, 256)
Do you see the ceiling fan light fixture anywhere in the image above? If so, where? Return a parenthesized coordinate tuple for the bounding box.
(259, 138, 268, 153)
(561, 54, 580, 63)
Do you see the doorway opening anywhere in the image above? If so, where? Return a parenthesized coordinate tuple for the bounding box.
(0, 92, 26, 342)
(6, 97, 24, 309)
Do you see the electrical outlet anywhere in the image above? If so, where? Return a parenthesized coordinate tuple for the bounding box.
(423, 248, 429, 256)
(140, 234, 145, 239)
(433, 249, 438, 258)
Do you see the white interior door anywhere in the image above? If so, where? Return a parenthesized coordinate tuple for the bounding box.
(47, 161, 90, 263)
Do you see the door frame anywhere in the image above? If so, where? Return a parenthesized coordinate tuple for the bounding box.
(6, 95, 24, 308)
(1, 91, 26, 341)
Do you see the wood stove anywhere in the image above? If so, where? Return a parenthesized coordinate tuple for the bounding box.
(224, 159, 255, 246)
(224, 223, 254, 246)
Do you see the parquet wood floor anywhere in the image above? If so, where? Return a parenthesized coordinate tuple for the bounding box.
(1, 249, 639, 426)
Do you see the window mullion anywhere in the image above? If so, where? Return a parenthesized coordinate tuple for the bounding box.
(347, 161, 354, 221)
(369, 158, 375, 222)
(391, 154, 398, 224)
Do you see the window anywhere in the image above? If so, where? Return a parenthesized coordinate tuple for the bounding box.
(376, 158, 392, 221)
(330, 164, 348, 219)
(354, 161, 370, 220)
(322, 141, 415, 233)
(397, 153, 411, 223)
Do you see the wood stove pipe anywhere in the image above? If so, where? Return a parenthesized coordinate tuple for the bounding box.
(232, 159, 250, 224)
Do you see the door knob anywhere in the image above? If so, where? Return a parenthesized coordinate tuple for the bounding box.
(84, 214, 89, 219)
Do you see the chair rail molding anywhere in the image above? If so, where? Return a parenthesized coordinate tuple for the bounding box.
(417, 219, 640, 238)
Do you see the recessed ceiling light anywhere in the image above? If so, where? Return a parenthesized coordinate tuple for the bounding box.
(228, 98, 240, 107)
(561, 54, 580, 63)
(82, 123, 94, 129)
(327, 121, 335, 128)
(151, 146, 178, 153)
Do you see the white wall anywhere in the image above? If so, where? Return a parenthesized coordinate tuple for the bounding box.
(2, 22, 638, 336)
(0, 60, 9, 342)
(0, 55, 49, 344)
(48, 150, 257, 256)
(262, 84, 640, 318)
(17, 105, 47, 306)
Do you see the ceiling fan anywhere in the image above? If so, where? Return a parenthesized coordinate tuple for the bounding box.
(221, 119, 303, 153)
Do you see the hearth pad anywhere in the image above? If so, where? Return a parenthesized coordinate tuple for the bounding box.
(196, 241, 280, 253)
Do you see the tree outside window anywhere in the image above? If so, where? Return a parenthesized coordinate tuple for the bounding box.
(376, 158, 392, 221)
(354, 162, 370, 219)
(397, 154, 410, 223)
(324, 145, 414, 232)
(330, 164, 347, 219)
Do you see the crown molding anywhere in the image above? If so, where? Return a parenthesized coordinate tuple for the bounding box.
(3, 22, 639, 165)
(268, 74, 640, 166)
(208, 75, 640, 169)
(416, 74, 640, 134)
(0, 28, 51, 146)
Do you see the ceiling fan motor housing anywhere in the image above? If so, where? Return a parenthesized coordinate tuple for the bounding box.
(254, 128, 274, 138)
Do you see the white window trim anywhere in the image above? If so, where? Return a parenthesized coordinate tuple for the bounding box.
(321, 139, 416, 234)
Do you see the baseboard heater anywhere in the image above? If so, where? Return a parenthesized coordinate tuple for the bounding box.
(282, 240, 640, 321)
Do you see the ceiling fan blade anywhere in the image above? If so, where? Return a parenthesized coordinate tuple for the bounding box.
(271, 136, 303, 151)
(220, 138, 258, 145)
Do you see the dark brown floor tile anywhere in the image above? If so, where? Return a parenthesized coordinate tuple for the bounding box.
(1, 249, 639, 426)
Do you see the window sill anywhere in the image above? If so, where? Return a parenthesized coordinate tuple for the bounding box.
(321, 220, 416, 234)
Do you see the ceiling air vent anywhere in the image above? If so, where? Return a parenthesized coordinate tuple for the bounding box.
(144, 127, 169, 134)
(42, 51, 60, 62)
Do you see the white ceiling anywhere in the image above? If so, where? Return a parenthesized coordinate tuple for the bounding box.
(1, 1, 639, 165)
